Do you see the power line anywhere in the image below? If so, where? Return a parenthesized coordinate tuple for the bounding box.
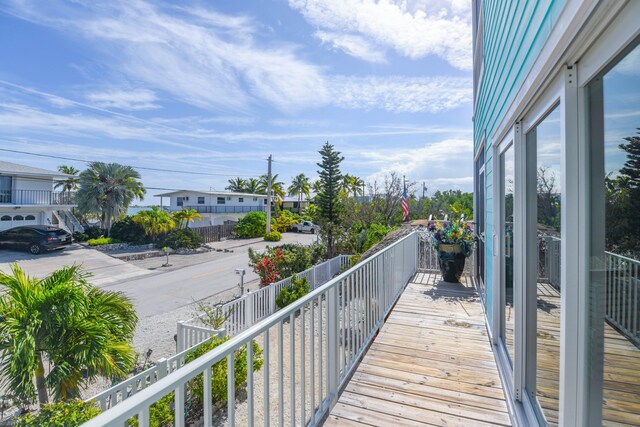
(0, 148, 260, 178)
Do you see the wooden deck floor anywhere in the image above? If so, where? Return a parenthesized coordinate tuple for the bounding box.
(326, 272, 511, 426)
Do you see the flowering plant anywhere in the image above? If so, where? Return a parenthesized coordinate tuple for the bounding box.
(427, 219, 475, 257)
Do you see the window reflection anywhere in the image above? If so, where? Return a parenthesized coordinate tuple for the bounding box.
(502, 145, 515, 364)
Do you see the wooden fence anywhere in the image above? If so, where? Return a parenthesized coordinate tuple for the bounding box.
(191, 223, 236, 243)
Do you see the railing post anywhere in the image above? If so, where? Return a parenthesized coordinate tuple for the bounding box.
(246, 292, 255, 328)
(156, 358, 169, 379)
(327, 284, 340, 404)
(176, 322, 185, 353)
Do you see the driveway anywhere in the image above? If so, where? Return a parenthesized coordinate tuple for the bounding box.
(0, 244, 155, 286)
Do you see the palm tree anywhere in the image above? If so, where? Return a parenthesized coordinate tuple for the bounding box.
(244, 178, 261, 194)
(258, 174, 285, 201)
(352, 176, 365, 198)
(172, 208, 202, 229)
(341, 174, 355, 196)
(53, 165, 80, 193)
(288, 173, 311, 202)
(311, 180, 323, 196)
(77, 162, 146, 233)
(0, 264, 137, 406)
(133, 206, 176, 240)
(225, 177, 247, 193)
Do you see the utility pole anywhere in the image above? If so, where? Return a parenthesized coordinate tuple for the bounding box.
(266, 154, 272, 234)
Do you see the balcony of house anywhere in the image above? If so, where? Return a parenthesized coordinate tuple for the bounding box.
(81, 230, 640, 427)
(0, 189, 76, 206)
(165, 205, 267, 214)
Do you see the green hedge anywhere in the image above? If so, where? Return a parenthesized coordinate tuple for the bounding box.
(15, 400, 101, 427)
(87, 237, 120, 246)
(264, 231, 282, 241)
(156, 228, 203, 250)
(276, 276, 310, 309)
(234, 211, 268, 238)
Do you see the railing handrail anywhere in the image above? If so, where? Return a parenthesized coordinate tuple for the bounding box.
(83, 231, 418, 426)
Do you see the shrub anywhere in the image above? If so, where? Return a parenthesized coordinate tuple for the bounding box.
(110, 216, 148, 244)
(72, 232, 88, 242)
(15, 400, 101, 427)
(234, 211, 268, 238)
(248, 244, 326, 285)
(127, 393, 174, 427)
(264, 231, 282, 242)
(276, 276, 310, 309)
(363, 224, 394, 253)
(87, 237, 120, 246)
(84, 226, 104, 239)
(186, 336, 263, 405)
(157, 228, 204, 250)
(274, 210, 299, 233)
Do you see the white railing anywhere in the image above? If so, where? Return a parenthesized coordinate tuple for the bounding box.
(605, 252, 640, 346)
(88, 329, 225, 412)
(82, 232, 418, 427)
(177, 255, 351, 350)
(538, 235, 561, 289)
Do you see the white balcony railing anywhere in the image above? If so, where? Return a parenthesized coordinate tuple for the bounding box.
(167, 205, 266, 214)
(0, 189, 76, 205)
(83, 231, 418, 427)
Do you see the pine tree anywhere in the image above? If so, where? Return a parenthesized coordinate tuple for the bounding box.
(315, 142, 344, 257)
(619, 129, 640, 189)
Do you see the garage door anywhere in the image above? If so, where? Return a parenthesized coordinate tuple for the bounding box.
(0, 214, 38, 231)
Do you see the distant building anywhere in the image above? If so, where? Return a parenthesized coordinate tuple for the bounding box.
(0, 161, 82, 232)
(155, 190, 267, 227)
(281, 198, 309, 214)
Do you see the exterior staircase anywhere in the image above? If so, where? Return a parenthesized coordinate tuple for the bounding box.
(53, 210, 85, 234)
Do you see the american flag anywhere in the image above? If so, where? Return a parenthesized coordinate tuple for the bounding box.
(402, 181, 409, 222)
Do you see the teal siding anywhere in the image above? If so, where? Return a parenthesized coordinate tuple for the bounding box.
(474, 0, 565, 323)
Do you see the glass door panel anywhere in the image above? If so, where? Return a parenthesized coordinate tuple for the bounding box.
(501, 144, 515, 364)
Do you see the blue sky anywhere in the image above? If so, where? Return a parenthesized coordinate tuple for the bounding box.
(0, 0, 475, 204)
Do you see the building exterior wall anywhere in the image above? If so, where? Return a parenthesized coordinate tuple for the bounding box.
(12, 176, 55, 191)
(473, 0, 565, 327)
(164, 191, 266, 211)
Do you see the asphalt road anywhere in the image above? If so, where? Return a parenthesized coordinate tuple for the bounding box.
(98, 232, 317, 317)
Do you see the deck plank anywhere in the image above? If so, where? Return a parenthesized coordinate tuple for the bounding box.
(327, 273, 511, 426)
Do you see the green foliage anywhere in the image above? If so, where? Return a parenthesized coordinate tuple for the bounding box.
(77, 162, 146, 233)
(87, 237, 120, 246)
(264, 231, 282, 241)
(157, 228, 204, 250)
(83, 226, 105, 239)
(300, 203, 318, 221)
(109, 216, 148, 244)
(248, 244, 324, 285)
(186, 336, 263, 405)
(288, 173, 311, 201)
(172, 208, 202, 229)
(0, 264, 137, 406)
(53, 165, 80, 193)
(276, 276, 310, 309)
(258, 174, 285, 201)
(428, 219, 476, 257)
(127, 393, 174, 427)
(72, 232, 88, 242)
(363, 224, 393, 253)
(274, 210, 299, 232)
(315, 142, 344, 257)
(15, 400, 101, 427)
(234, 211, 268, 238)
(133, 207, 176, 240)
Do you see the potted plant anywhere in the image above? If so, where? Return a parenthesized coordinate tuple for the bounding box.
(428, 219, 475, 282)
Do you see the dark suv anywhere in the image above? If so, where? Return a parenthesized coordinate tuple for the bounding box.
(0, 225, 72, 254)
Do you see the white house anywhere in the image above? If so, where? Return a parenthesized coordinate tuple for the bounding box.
(0, 161, 83, 232)
(155, 190, 267, 227)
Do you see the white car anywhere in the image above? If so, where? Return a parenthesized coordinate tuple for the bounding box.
(291, 221, 317, 234)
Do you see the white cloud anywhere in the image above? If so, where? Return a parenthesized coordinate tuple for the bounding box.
(289, 0, 472, 69)
(86, 89, 160, 110)
(330, 75, 471, 113)
(315, 31, 386, 63)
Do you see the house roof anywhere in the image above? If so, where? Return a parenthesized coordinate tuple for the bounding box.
(0, 161, 74, 179)
(154, 190, 268, 198)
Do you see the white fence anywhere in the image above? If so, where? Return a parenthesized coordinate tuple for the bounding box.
(177, 255, 351, 351)
(82, 231, 419, 427)
(88, 329, 225, 412)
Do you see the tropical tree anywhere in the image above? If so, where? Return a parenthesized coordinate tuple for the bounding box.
(244, 178, 261, 194)
(0, 264, 137, 406)
(341, 174, 354, 195)
(77, 162, 146, 233)
(352, 176, 365, 198)
(288, 173, 311, 202)
(316, 142, 344, 257)
(53, 165, 80, 193)
(258, 174, 285, 201)
(133, 206, 176, 240)
(225, 177, 247, 193)
(173, 208, 202, 229)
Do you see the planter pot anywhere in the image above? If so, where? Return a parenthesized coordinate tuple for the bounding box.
(437, 244, 466, 283)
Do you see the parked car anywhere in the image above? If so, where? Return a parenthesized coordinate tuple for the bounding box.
(0, 225, 72, 254)
(291, 221, 317, 234)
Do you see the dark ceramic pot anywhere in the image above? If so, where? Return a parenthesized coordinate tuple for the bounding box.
(438, 243, 466, 283)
